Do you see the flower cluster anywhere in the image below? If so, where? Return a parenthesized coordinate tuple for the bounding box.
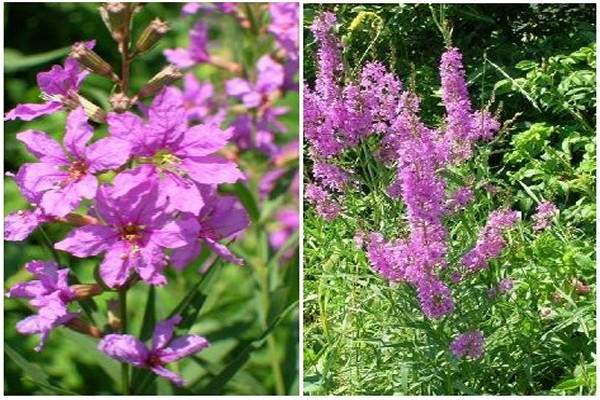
(532, 200, 558, 232)
(305, 11, 521, 359)
(4, 2, 298, 389)
(449, 331, 485, 359)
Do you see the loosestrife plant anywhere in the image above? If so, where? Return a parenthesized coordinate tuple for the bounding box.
(5, 2, 298, 395)
(304, 12, 562, 359)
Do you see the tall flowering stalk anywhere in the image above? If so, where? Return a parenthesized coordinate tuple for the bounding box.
(304, 11, 524, 356)
(5, 2, 298, 395)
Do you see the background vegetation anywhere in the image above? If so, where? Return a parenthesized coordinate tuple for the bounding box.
(303, 3, 595, 395)
(5, 3, 299, 395)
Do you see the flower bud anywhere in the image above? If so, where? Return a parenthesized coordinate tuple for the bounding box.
(66, 318, 104, 338)
(109, 93, 131, 113)
(60, 213, 100, 226)
(70, 42, 115, 79)
(137, 65, 182, 99)
(99, 2, 131, 42)
(107, 299, 121, 332)
(71, 283, 104, 299)
(135, 18, 169, 54)
(76, 95, 107, 123)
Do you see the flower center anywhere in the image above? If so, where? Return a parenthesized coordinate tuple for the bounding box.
(68, 160, 89, 181)
(153, 149, 182, 169)
(147, 352, 164, 368)
(119, 222, 144, 243)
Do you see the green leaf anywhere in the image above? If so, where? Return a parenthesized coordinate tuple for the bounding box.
(4, 47, 71, 73)
(192, 300, 298, 394)
(4, 342, 74, 394)
(230, 182, 260, 223)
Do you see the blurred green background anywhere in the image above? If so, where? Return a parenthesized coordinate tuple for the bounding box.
(5, 2, 299, 395)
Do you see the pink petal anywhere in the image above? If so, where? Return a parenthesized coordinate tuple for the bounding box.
(4, 210, 47, 241)
(4, 101, 64, 122)
(64, 107, 93, 159)
(182, 156, 244, 185)
(163, 49, 196, 69)
(55, 224, 116, 257)
(106, 111, 145, 154)
(6, 281, 45, 299)
(170, 241, 201, 270)
(157, 334, 210, 363)
(149, 366, 186, 387)
(151, 219, 195, 250)
(148, 87, 187, 144)
(99, 242, 134, 288)
(225, 78, 252, 97)
(161, 172, 204, 215)
(16, 130, 69, 165)
(40, 184, 84, 218)
(16, 163, 68, 196)
(98, 334, 149, 367)
(86, 137, 131, 173)
(132, 246, 168, 286)
(205, 239, 243, 265)
(174, 125, 233, 158)
(152, 315, 182, 351)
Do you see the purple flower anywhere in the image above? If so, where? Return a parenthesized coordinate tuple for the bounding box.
(230, 106, 288, 155)
(5, 42, 93, 121)
(416, 278, 455, 319)
(164, 22, 210, 69)
(269, 209, 299, 258)
(182, 2, 236, 15)
(15, 107, 131, 217)
(450, 331, 485, 359)
(98, 315, 209, 387)
(181, 73, 226, 126)
(446, 186, 474, 212)
(16, 292, 80, 351)
(532, 200, 558, 232)
(226, 55, 284, 109)
(312, 162, 351, 192)
(305, 183, 341, 221)
(107, 87, 244, 215)
(268, 3, 299, 58)
(54, 170, 192, 288)
(6, 260, 76, 304)
(171, 186, 249, 269)
(462, 209, 520, 272)
(439, 47, 500, 163)
(4, 176, 54, 241)
(499, 277, 514, 293)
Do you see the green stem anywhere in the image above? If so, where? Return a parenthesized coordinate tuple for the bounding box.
(38, 226, 63, 266)
(119, 289, 130, 395)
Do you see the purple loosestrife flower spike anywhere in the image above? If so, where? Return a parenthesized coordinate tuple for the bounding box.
(5, 41, 94, 121)
(171, 186, 249, 269)
(15, 107, 131, 217)
(450, 331, 485, 359)
(462, 209, 520, 272)
(54, 169, 193, 288)
(164, 21, 210, 69)
(305, 183, 341, 221)
(98, 314, 210, 387)
(107, 87, 244, 215)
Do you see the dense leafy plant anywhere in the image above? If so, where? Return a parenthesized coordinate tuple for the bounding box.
(4, 2, 299, 395)
(303, 4, 595, 395)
